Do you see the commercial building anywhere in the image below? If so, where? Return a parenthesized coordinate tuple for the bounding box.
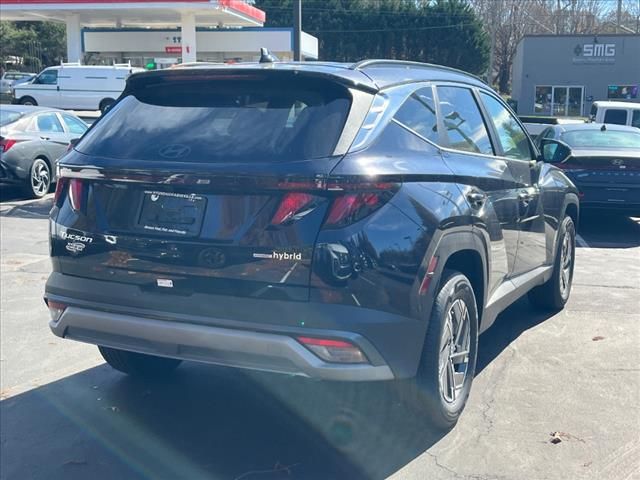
(511, 34, 640, 117)
(0, 0, 318, 65)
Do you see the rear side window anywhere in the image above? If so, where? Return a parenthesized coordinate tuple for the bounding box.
(77, 76, 351, 163)
(632, 110, 640, 129)
(436, 86, 493, 155)
(34, 113, 64, 133)
(480, 92, 532, 160)
(61, 114, 88, 135)
(603, 109, 628, 125)
(394, 87, 439, 143)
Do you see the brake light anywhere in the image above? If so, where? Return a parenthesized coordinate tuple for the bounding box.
(68, 178, 85, 211)
(325, 192, 382, 227)
(0, 138, 18, 152)
(53, 178, 68, 206)
(271, 192, 316, 225)
(297, 336, 367, 364)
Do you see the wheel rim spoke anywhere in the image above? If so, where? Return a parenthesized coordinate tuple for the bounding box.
(439, 297, 471, 404)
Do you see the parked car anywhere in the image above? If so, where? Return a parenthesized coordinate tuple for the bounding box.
(0, 71, 36, 96)
(538, 123, 640, 215)
(12, 63, 144, 113)
(589, 101, 640, 128)
(519, 115, 586, 140)
(0, 105, 88, 198)
(44, 59, 579, 429)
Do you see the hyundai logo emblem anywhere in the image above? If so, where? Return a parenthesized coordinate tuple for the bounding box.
(159, 144, 191, 159)
(611, 158, 625, 167)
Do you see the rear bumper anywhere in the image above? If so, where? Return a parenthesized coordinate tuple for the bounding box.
(45, 272, 425, 380)
(51, 306, 394, 381)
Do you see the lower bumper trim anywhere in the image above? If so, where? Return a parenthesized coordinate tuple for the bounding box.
(51, 306, 395, 382)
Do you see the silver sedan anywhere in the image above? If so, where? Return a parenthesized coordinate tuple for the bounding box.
(0, 105, 88, 198)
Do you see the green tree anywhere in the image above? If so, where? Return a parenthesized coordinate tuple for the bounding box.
(0, 21, 66, 71)
(254, 0, 489, 75)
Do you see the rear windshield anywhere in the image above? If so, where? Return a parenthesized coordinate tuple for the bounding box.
(0, 110, 23, 127)
(561, 129, 640, 148)
(76, 77, 351, 162)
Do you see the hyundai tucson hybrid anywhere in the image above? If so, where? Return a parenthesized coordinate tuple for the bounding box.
(45, 60, 579, 428)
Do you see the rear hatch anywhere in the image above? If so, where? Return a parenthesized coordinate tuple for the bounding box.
(51, 69, 368, 302)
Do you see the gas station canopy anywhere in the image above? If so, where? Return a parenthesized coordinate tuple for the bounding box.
(1, 0, 267, 63)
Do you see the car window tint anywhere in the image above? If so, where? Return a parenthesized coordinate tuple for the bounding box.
(76, 77, 351, 163)
(603, 109, 627, 125)
(632, 110, 640, 129)
(481, 92, 532, 160)
(62, 114, 88, 135)
(36, 70, 58, 85)
(0, 110, 23, 126)
(36, 113, 64, 133)
(394, 87, 439, 143)
(436, 86, 493, 155)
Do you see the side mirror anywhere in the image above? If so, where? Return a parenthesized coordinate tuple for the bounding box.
(69, 138, 81, 147)
(538, 138, 572, 163)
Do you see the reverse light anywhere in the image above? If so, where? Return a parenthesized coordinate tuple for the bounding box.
(297, 336, 367, 364)
(68, 178, 85, 212)
(271, 192, 317, 225)
(46, 300, 67, 322)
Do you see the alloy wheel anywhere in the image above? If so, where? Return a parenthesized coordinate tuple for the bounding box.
(31, 161, 50, 197)
(560, 232, 573, 300)
(438, 298, 471, 403)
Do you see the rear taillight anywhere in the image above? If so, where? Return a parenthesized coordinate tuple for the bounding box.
(53, 178, 68, 206)
(325, 193, 382, 227)
(69, 178, 85, 211)
(0, 138, 18, 152)
(271, 192, 317, 225)
(297, 336, 367, 364)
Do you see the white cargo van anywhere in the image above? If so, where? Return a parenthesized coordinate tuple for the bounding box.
(12, 63, 144, 113)
(589, 101, 640, 128)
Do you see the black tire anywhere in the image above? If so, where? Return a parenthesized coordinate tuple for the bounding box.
(99, 98, 115, 114)
(98, 346, 182, 377)
(398, 270, 479, 430)
(528, 215, 576, 311)
(24, 158, 51, 199)
(19, 96, 37, 106)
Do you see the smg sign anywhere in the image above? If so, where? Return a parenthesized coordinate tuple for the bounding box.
(573, 42, 616, 64)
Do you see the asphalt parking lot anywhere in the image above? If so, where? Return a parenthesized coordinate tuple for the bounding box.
(1, 188, 639, 480)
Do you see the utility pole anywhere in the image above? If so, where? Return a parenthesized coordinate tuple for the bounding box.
(293, 0, 302, 61)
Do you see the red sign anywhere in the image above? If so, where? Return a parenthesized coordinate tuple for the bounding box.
(165, 46, 182, 54)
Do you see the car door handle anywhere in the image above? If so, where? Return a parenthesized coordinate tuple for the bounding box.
(467, 191, 486, 208)
(40, 136, 50, 141)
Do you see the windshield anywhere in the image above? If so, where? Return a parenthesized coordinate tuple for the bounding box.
(561, 129, 640, 149)
(0, 110, 23, 127)
(76, 77, 352, 163)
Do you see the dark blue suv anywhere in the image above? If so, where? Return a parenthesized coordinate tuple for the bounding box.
(45, 60, 579, 428)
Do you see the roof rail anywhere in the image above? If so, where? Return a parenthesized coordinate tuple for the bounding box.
(350, 59, 486, 84)
(113, 61, 132, 68)
(60, 61, 82, 67)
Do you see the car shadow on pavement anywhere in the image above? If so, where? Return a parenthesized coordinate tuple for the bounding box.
(0, 193, 52, 219)
(1, 298, 556, 480)
(578, 212, 640, 248)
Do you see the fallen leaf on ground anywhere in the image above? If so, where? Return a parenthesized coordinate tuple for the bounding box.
(592, 336, 605, 341)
